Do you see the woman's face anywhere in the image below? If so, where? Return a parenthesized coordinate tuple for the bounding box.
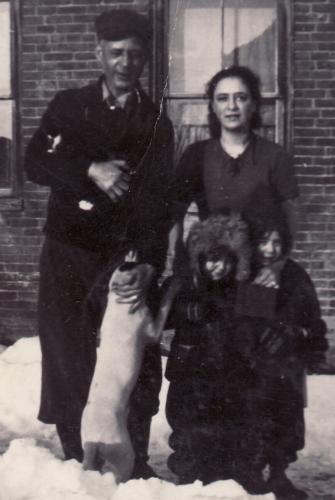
(211, 77, 256, 133)
(204, 255, 234, 281)
(257, 230, 283, 266)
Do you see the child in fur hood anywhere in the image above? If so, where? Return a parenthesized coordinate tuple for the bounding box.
(165, 213, 260, 489)
(165, 211, 329, 498)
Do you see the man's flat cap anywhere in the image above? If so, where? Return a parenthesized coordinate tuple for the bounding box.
(95, 9, 152, 47)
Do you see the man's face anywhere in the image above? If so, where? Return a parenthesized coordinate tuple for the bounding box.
(96, 37, 147, 97)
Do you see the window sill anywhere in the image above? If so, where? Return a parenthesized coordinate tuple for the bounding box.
(0, 197, 24, 211)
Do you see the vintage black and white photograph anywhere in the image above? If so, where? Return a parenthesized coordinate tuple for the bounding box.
(0, 1, 334, 499)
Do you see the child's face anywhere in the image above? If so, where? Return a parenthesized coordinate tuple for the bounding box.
(204, 255, 233, 281)
(257, 230, 283, 266)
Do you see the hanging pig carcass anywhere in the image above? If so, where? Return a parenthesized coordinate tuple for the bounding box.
(81, 260, 177, 482)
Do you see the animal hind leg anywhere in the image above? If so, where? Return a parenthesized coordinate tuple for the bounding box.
(82, 441, 104, 471)
(100, 441, 135, 483)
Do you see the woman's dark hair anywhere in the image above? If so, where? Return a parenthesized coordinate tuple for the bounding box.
(248, 210, 292, 261)
(206, 65, 262, 138)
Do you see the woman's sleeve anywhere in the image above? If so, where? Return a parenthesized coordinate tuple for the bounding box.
(270, 147, 299, 202)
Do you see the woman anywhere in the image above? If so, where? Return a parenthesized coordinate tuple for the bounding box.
(230, 210, 329, 500)
(170, 65, 299, 285)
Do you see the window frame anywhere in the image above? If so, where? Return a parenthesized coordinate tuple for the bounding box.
(153, 0, 292, 150)
(0, 0, 22, 201)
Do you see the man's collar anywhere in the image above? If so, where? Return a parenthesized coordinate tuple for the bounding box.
(102, 79, 141, 110)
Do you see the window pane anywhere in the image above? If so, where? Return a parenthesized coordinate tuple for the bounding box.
(223, 0, 277, 93)
(0, 100, 12, 188)
(0, 2, 11, 96)
(168, 0, 278, 95)
(169, 0, 222, 94)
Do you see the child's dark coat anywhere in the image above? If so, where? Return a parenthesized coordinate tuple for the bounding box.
(165, 216, 328, 484)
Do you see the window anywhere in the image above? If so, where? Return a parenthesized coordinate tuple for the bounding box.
(0, 0, 19, 196)
(163, 0, 290, 161)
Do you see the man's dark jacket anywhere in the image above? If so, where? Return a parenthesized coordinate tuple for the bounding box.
(25, 77, 174, 271)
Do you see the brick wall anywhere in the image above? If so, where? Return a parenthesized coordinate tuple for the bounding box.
(0, 0, 335, 344)
(292, 0, 335, 335)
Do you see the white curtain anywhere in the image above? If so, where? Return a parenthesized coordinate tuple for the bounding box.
(168, 0, 278, 95)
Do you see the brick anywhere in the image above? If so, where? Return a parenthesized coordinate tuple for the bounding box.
(23, 35, 49, 44)
(294, 156, 314, 165)
(294, 146, 325, 156)
(318, 42, 335, 51)
(55, 23, 88, 33)
(295, 127, 329, 137)
(317, 80, 335, 89)
(296, 166, 329, 176)
(316, 22, 335, 32)
(24, 15, 44, 25)
(294, 23, 315, 32)
(37, 25, 56, 34)
(43, 52, 74, 61)
(294, 89, 325, 98)
(46, 15, 74, 24)
(56, 5, 89, 14)
(295, 14, 326, 24)
(311, 33, 335, 42)
(294, 4, 311, 14)
(293, 118, 315, 127)
(294, 33, 312, 42)
(316, 118, 335, 127)
(23, 6, 37, 16)
(37, 6, 58, 15)
(294, 107, 320, 117)
(322, 109, 335, 117)
(316, 138, 335, 146)
(317, 60, 335, 70)
(297, 175, 335, 185)
(313, 4, 335, 14)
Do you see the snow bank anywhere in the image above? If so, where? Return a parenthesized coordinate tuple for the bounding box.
(303, 375, 335, 466)
(113, 477, 274, 500)
(0, 337, 334, 500)
(0, 438, 116, 500)
(0, 337, 54, 440)
(0, 438, 273, 500)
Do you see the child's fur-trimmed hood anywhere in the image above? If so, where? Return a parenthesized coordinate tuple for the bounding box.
(186, 213, 251, 282)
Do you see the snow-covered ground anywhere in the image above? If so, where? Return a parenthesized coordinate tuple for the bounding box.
(0, 337, 334, 500)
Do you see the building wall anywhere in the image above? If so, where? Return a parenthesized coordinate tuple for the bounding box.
(0, 0, 334, 343)
(292, 0, 335, 331)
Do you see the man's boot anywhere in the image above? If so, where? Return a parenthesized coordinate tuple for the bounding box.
(128, 415, 157, 479)
(56, 422, 83, 462)
(234, 466, 272, 495)
(268, 464, 308, 499)
(233, 452, 271, 495)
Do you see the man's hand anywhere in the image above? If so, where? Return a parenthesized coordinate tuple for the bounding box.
(112, 263, 155, 314)
(88, 159, 131, 202)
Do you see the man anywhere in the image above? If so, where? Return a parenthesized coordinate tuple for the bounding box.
(24, 8, 174, 478)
